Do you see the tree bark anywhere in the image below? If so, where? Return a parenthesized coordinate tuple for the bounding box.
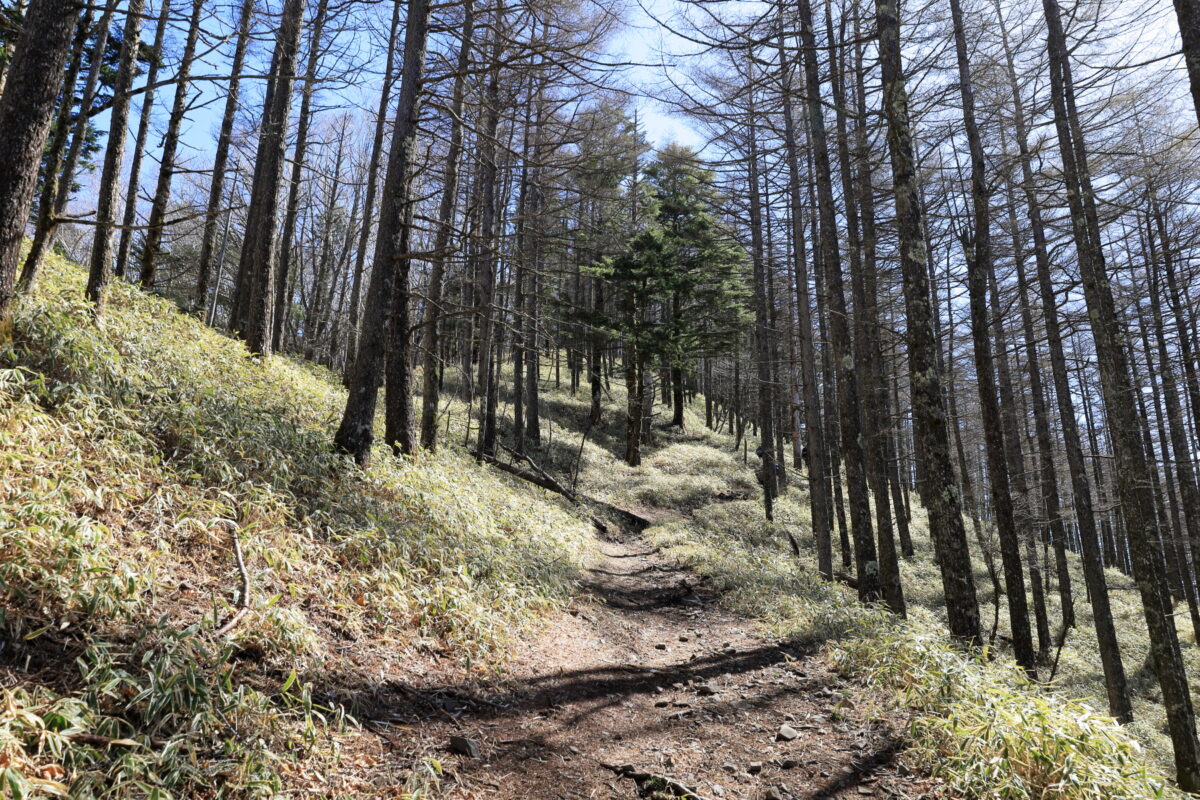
(138, 0, 204, 288)
(233, 0, 305, 353)
(874, 0, 981, 646)
(797, 0, 880, 603)
(271, 0, 331, 349)
(344, 0, 403, 372)
(746, 88, 776, 521)
(85, 0, 146, 313)
(989, 264, 1051, 659)
(1042, 0, 1200, 783)
(830, 0, 904, 610)
(419, 0, 475, 450)
(1145, 193, 1200, 645)
(334, 0, 432, 462)
(992, 0, 1128, 717)
(194, 0, 254, 314)
(472, 3, 506, 460)
(14, 2, 91, 294)
(1170, 0, 1200, 129)
(0, 0, 81, 327)
(114, 0, 170, 281)
(947, 0, 1035, 675)
(54, 0, 115, 226)
(1003, 184, 1075, 632)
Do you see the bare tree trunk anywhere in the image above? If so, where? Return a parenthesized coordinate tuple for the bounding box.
(1136, 276, 1200, 641)
(991, 0, 1128, 718)
(472, 3, 506, 460)
(625, 337, 643, 466)
(85, 0, 147, 313)
(234, 0, 305, 353)
(1042, 0, 1200, 783)
(746, 88, 776, 521)
(194, 0, 253, 314)
(946, 282, 1001, 625)
(305, 132, 346, 356)
(345, 0, 403, 372)
(830, 0, 904, 610)
(525, 210, 542, 444)
(1170, 0, 1200, 128)
(1003, 185, 1075, 632)
(0, 0, 81, 327)
(589, 273, 603, 425)
(419, 0, 474, 450)
(55, 0, 115, 220)
(989, 263, 1051, 659)
(15, 2, 92, 294)
(138, 0, 205, 288)
(1145, 192, 1200, 645)
(113, 0, 170, 281)
(384, 189, 418, 455)
(874, 0, 981, 646)
(947, 0, 1035, 675)
(797, 0, 879, 602)
(272, 0, 331, 349)
(334, 0, 432, 462)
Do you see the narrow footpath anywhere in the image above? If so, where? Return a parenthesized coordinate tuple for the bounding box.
(371, 518, 943, 799)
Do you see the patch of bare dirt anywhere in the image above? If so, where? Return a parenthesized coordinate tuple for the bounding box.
(363, 521, 945, 800)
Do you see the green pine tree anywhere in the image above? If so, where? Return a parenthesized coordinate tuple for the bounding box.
(591, 144, 749, 463)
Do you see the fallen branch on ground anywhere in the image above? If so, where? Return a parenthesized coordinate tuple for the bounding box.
(601, 762, 714, 800)
(212, 520, 251, 637)
(472, 448, 653, 534)
(68, 732, 170, 749)
(473, 449, 576, 500)
(833, 571, 859, 590)
(1048, 623, 1073, 683)
(498, 442, 578, 502)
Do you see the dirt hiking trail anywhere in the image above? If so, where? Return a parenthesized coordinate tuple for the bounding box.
(369, 517, 944, 799)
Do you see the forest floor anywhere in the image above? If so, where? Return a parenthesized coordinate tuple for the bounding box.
(4, 257, 1176, 800)
(360, 508, 941, 800)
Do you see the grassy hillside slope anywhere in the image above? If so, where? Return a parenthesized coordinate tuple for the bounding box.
(0, 256, 594, 798)
(0, 253, 1189, 800)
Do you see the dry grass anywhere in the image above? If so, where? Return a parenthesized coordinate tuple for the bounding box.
(2, 250, 1191, 800)
(619, 425, 1186, 799)
(0, 254, 594, 798)
(489, 356, 1187, 799)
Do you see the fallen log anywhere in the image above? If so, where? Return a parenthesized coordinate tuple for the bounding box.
(472, 450, 653, 534)
(833, 570, 859, 590)
(474, 450, 577, 501)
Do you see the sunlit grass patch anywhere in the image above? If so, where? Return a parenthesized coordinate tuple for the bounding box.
(642, 477, 1185, 800)
(0, 254, 595, 798)
(835, 628, 1175, 800)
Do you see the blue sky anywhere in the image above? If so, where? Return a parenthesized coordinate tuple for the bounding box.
(85, 0, 707, 212)
(608, 0, 707, 149)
